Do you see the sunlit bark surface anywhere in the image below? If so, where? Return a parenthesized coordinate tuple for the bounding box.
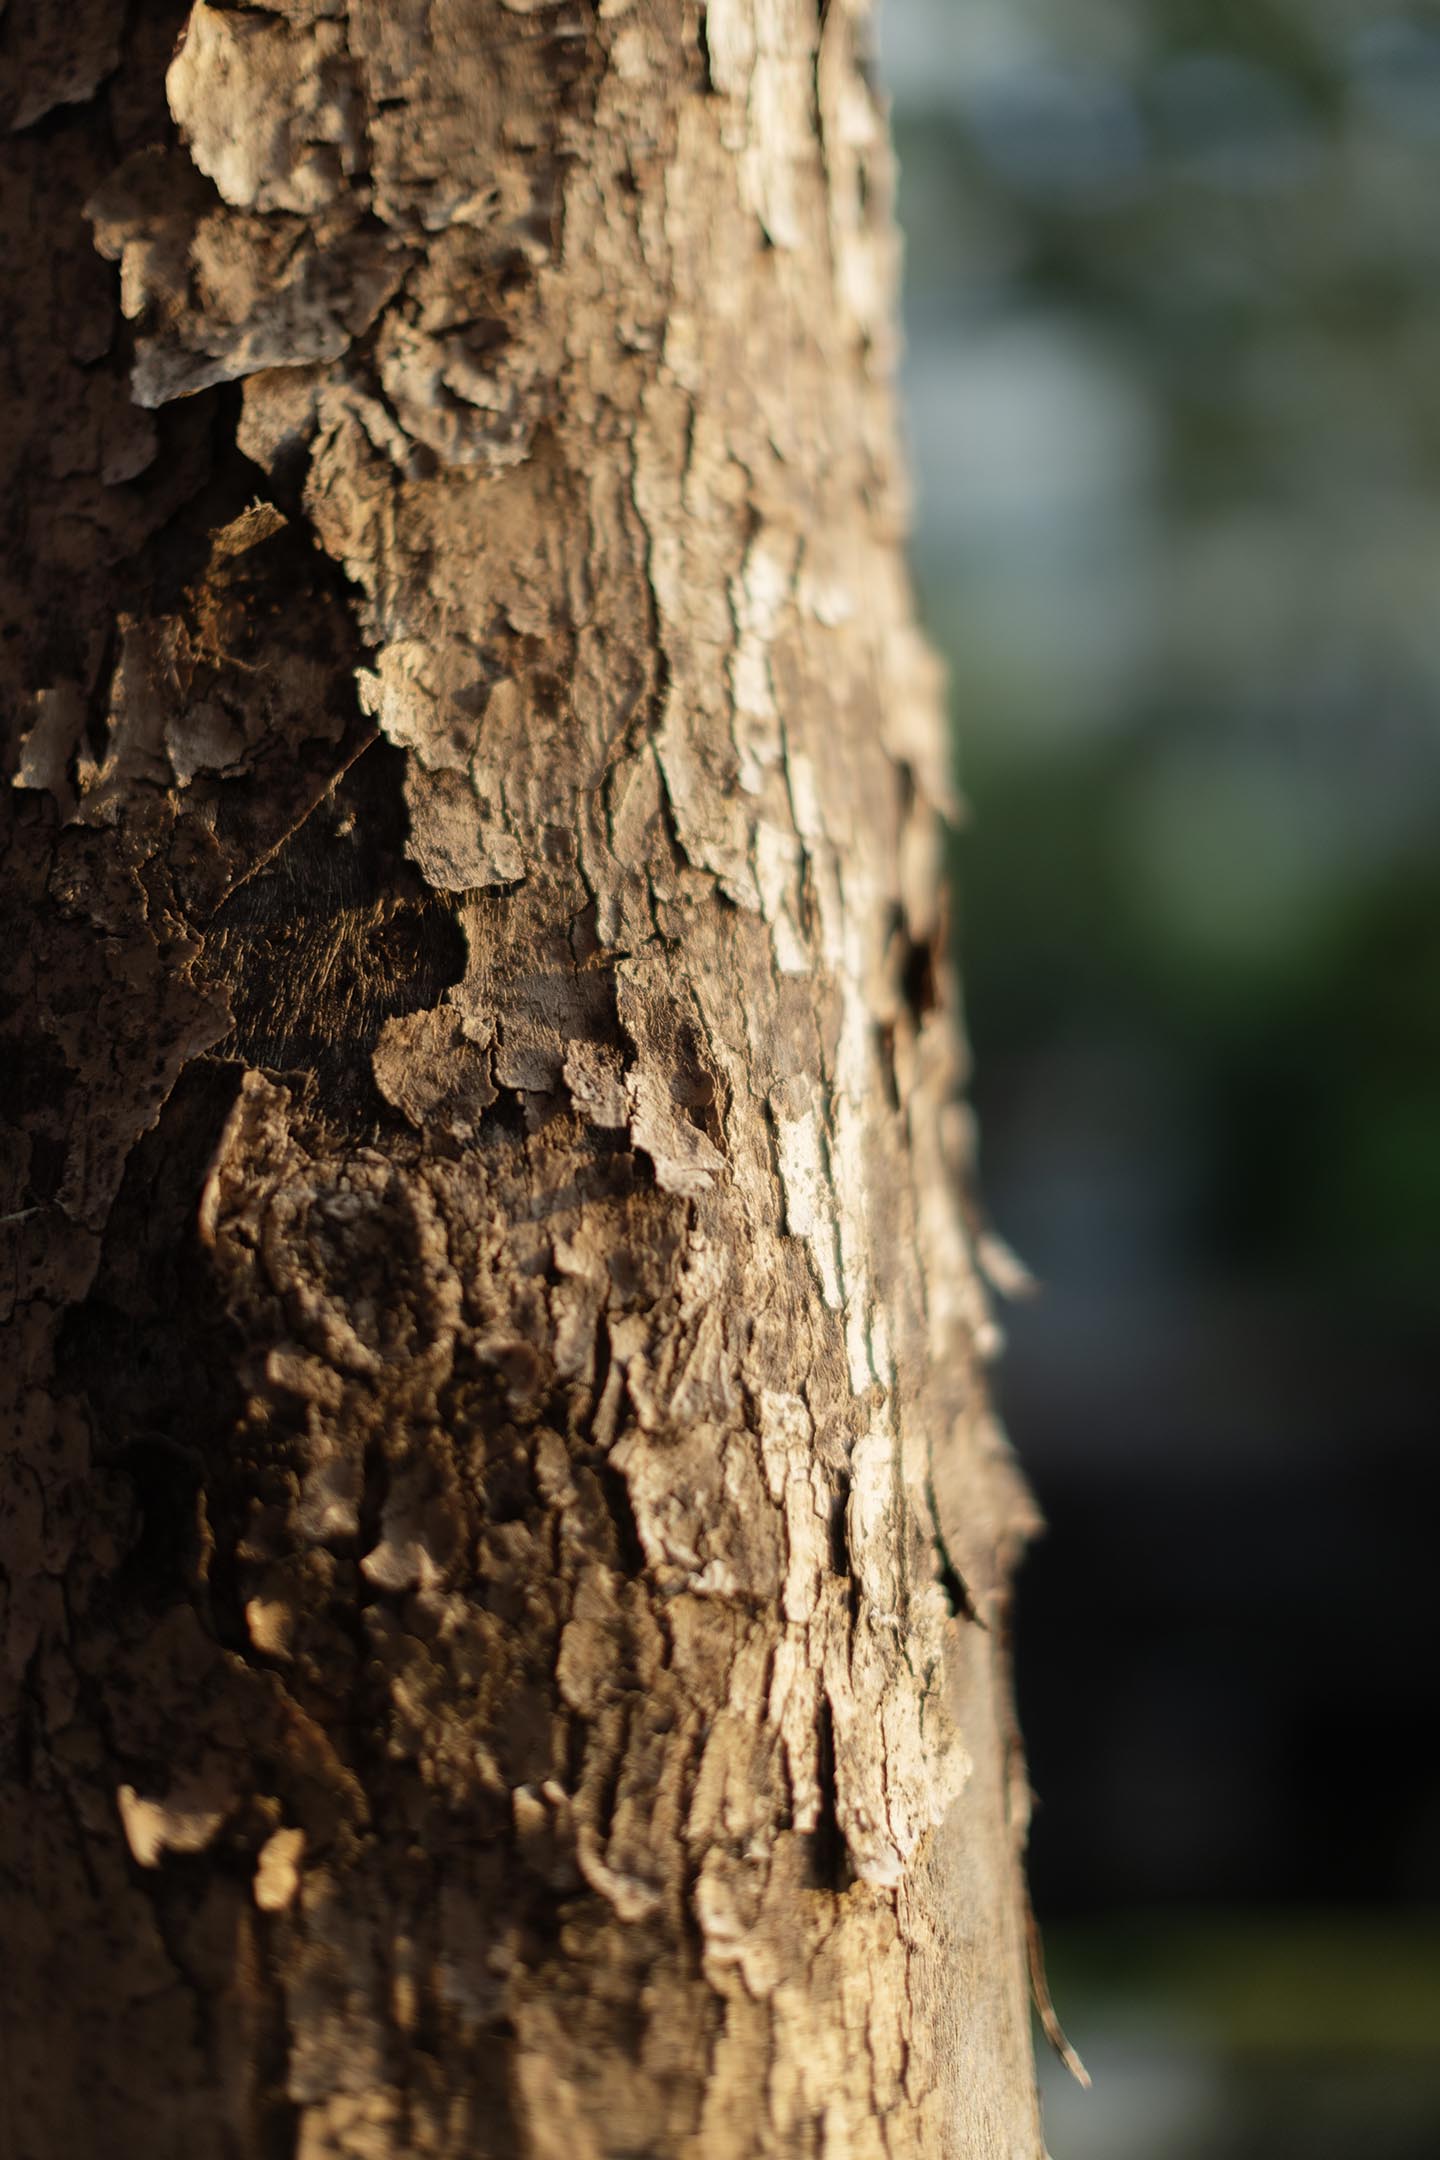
(0, 5, 1041, 2154)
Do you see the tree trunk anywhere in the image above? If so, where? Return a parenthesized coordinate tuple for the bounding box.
(1, 4, 1042, 2154)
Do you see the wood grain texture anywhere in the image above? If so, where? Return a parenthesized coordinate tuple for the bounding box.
(0, 4, 1043, 2152)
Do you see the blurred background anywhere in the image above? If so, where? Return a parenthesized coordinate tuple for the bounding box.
(878, 1, 1440, 2152)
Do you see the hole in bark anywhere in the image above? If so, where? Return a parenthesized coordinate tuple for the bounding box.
(808, 1697, 849, 1891)
(876, 1020, 900, 1114)
(481, 1088, 530, 1144)
(900, 930, 938, 1024)
(828, 1476, 850, 1578)
(564, 1713, 588, 1796)
(590, 1305, 612, 1409)
(83, 619, 120, 767)
(477, 1430, 534, 1526)
(597, 1461, 646, 1576)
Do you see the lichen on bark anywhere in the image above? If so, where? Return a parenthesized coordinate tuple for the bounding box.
(1, 4, 1043, 2155)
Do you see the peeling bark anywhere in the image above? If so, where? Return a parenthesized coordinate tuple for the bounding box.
(1, 4, 1043, 2155)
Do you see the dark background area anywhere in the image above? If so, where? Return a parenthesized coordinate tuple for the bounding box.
(881, 2, 1440, 2152)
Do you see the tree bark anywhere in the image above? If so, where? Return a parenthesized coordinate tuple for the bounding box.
(1, 4, 1042, 2154)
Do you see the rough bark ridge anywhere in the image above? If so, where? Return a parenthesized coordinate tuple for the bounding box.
(1, 4, 1042, 2155)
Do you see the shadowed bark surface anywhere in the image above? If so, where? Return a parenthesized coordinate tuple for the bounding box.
(0, 4, 1042, 2154)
